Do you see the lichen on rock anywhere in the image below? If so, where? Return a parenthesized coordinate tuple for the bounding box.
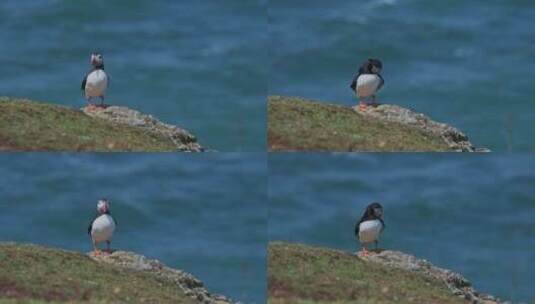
(354, 104, 489, 152)
(360, 250, 501, 303)
(83, 106, 204, 152)
(89, 251, 232, 304)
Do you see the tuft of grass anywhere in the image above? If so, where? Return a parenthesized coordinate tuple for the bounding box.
(268, 95, 450, 152)
(268, 242, 467, 304)
(0, 243, 196, 304)
(0, 97, 178, 151)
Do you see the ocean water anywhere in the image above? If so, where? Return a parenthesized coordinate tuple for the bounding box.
(0, 1, 267, 151)
(269, 0, 535, 152)
(0, 153, 267, 304)
(269, 153, 535, 303)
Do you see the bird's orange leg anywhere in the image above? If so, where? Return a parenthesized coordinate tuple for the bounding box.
(86, 98, 97, 110)
(358, 99, 367, 111)
(360, 244, 369, 256)
(92, 239, 101, 256)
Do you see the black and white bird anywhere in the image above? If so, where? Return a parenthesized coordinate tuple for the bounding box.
(350, 58, 384, 110)
(88, 199, 117, 255)
(81, 52, 108, 107)
(354, 202, 385, 256)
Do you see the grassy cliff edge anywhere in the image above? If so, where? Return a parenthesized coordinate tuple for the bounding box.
(268, 242, 500, 304)
(268, 95, 480, 152)
(0, 243, 230, 304)
(0, 97, 202, 152)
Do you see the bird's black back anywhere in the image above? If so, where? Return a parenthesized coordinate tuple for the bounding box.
(350, 60, 376, 91)
(354, 202, 385, 236)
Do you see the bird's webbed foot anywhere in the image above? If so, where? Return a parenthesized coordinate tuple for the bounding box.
(358, 100, 368, 111)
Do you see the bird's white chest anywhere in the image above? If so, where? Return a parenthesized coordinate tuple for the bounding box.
(358, 219, 383, 243)
(85, 70, 108, 97)
(91, 214, 115, 242)
(356, 74, 381, 98)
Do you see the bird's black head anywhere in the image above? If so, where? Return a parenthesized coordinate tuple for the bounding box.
(360, 58, 383, 75)
(364, 202, 383, 220)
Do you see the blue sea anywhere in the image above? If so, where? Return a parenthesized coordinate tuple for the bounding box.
(269, 0, 535, 152)
(269, 153, 535, 303)
(0, 153, 267, 304)
(0, 1, 267, 151)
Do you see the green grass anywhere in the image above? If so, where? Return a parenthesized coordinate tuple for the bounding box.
(268, 95, 450, 152)
(268, 242, 467, 304)
(0, 97, 179, 151)
(0, 243, 196, 304)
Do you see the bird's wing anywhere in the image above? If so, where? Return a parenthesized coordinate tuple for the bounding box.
(350, 73, 359, 91)
(379, 218, 386, 232)
(81, 67, 96, 91)
(377, 74, 385, 91)
(355, 215, 366, 237)
(355, 210, 371, 237)
(81, 74, 88, 91)
(87, 214, 99, 235)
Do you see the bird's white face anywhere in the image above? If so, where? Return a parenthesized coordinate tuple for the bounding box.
(97, 200, 109, 214)
(91, 53, 104, 67)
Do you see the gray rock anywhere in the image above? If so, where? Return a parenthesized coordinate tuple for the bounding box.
(89, 251, 232, 304)
(359, 250, 501, 304)
(82, 105, 204, 152)
(353, 104, 489, 152)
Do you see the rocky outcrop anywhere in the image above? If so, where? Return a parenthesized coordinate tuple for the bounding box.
(354, 104, 489, 152)
(89, 251, 232, 304)
(83, 106, 204, 152)
(360, 250, 500, 304)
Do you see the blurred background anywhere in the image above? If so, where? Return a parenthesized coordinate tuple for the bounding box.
(0, 1, 267, 151)
(270, 0, 535, 151)
(269, 153, 535, 303)
(0, 153, 267, 304)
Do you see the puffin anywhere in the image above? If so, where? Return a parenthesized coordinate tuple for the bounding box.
(88, 199, 117, 255)
(350, 58, 384, 110)
(354, 202, 385, 256)
(81, 52, 109, 107)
